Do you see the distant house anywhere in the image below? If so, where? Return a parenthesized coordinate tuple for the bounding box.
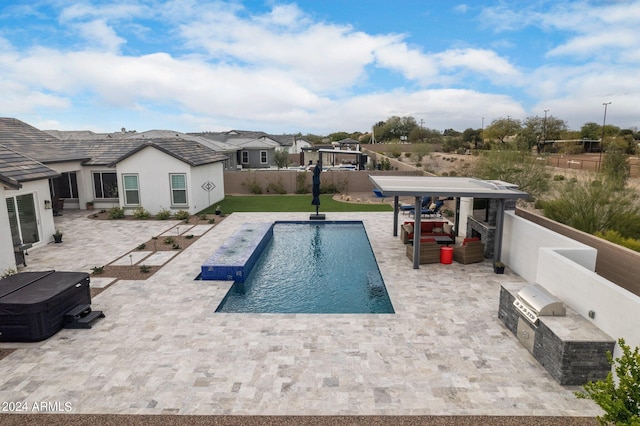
(0, 144, 59, 272)
(191, 130, 312, 168)
(0, 117, 228, 220)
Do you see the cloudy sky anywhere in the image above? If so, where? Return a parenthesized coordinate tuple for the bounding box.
(1, 0, 639, 134)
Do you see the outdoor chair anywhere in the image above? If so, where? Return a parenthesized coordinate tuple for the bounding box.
(453, 238, 485, 264)
(405, 238, 440, 264)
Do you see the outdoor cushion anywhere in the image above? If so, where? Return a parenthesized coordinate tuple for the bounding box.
(443, 223, 453, 234)
(462, 237, 480, 245)
(402, 224, 413, 234)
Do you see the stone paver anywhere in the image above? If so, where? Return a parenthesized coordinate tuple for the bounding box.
(111, 251, 152, 266)
(141, 251, 178, 266)
(160, 225, 193, 237)
(0, 211, 602, 417)
(89, 277, 117, 289)
(188, 224, 214, 236)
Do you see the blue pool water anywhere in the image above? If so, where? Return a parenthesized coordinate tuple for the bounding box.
(215, 221, 394, 314)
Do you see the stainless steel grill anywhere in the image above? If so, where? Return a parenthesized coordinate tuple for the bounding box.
(513, 283, 566, 325)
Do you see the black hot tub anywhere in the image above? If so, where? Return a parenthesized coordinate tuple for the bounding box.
(0, 271, 93, 342)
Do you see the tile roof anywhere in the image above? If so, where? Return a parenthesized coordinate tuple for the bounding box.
(0, 144, 59, 183)
(1, 118, 229, 167)
(0, 118, 90, 163)
(108, 139, 229, 167)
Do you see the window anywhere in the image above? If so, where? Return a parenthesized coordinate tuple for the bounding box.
(50, 172, 79, 199)
(241, 151, 249, 164)
(93, 172, 118, 199)
(170, 173, 187, 205)
(260, 150, 268, 164)
(122, 174, 140, 205)
(6, 194, 40, 245)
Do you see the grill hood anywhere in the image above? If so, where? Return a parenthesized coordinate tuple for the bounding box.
(517, 283, 566, 317)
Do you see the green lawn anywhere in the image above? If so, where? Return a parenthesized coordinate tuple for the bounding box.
(201, 194, 392, 214)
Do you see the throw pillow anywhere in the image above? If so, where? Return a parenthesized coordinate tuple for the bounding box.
(432, 227, 443, 233)
(402, 224, 413, 234)
(443, 223, 453, 234)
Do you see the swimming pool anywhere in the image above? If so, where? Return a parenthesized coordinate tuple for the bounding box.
(215, 221, 394, 314)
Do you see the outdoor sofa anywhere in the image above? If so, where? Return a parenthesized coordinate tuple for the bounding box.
(400, 221, 453, 244)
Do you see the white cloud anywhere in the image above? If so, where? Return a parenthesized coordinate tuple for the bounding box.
(75, 19, 126, 52)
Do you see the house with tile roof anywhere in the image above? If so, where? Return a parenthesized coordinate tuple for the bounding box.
(191, 130, 312, 168)
(0, 118, 229, 271)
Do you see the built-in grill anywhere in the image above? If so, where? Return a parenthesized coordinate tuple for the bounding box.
(513, 283, 566, 325)
(512, 283, 566, 354)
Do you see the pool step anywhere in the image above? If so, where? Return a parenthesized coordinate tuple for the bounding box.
(367, 271, 386, 297)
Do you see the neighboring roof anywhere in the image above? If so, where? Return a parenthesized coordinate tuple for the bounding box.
(234, 137, 281, 150)
(108, 139, 228, 167)
(336, 138, 360, 145)
(127, 130, 239, 152)
(0, 118, 89, 163)
(0, 144, 59, 183)
(191, 130, 302, 148)
(369, 176, 529, 199)
(2, 118, 231, 167)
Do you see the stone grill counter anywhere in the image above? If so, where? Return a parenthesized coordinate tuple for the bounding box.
(499, 282, 615, 386)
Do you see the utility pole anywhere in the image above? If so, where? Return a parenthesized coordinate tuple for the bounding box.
(599, 102, 612, 171)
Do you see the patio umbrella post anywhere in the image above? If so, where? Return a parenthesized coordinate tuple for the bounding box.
(310, 156, 325, 220)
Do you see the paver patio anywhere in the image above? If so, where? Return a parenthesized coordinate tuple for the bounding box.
(0, 210, 602, 417)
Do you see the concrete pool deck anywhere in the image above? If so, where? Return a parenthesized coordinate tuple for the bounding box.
(0, 210, 602, 418)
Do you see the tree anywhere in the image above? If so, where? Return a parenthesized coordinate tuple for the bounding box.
(462, 128, 483, 148)
(520, 115, 568, 152)
(371, 116, 419, 143)
(483, 117, 522, 144)
(576, 338, 640, 425)
(472, 149, 549, 198)
(328, 132, 350, 142)
(273, 149, 290, 170)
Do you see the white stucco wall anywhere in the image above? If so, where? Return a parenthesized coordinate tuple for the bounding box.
(536, 248, 640, 348)
(502, 210, 596, 283)
(115, 146, 224, 215)
(78, 166, 119, 210)
(190, 161, 225, 213)
(0, 185, 16, 273)
(2, 180, 56, 249)
(502, 211, 640, 349)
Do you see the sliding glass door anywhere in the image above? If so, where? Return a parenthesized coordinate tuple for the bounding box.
(6, 193, 40, 245)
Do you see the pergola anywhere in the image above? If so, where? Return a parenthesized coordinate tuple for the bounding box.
(369, 176, 529, 269)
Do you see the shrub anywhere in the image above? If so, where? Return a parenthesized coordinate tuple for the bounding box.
(553, 174, 565, 181)
(174, 210, 190, 221)
(184, 234, 194, 240)
(266, 179, 287, 194)
(139, 265, 151, 273)
(576, 338, 640, 425)
(137, 243, 146, 250)
(595, 230, 640, 252)
(295, 173, 309, 194)
(404, 152, 412, 158)
(132, 207, 150, 219)
(156, 208, 171, 220)
(242, 176, 263, 194)
(108, 207, 125, 220)
(1, 268, 17, 279)
(172, 243, 181, 250)
(163, 236, 174, 245)
(91, 266, 104, 275)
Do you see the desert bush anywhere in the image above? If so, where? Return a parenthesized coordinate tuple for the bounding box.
(156, 208, 171, 220)
(266, 178, 287, 194)
(137, 243, 146, 250)
(174, 210, 190, 221)
(108, 207, 125, 220)
(132, 207, 150, 219)
(295, 173, 309, 194)
(595, 230, 640, 252)
(576, 338, 640, 425)
(91, 266, 104, 275)
(139, 265, 151, 273)
(242, 175, 263, 194)
(163, 236, 174, 245)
